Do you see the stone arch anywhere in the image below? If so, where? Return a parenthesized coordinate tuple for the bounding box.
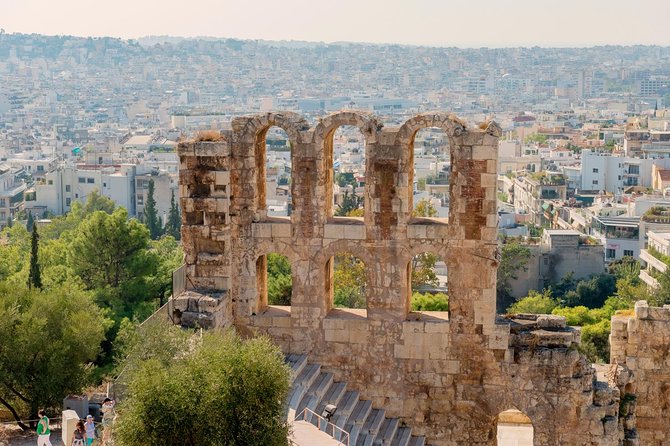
(494, 407, 534, 446)
(402, 244, 450, 313)
(236, 112, 310, 213)
(396, 113, 465, 217)
(315, 239, 376, 272)
(395, 112, 465, 144)
(253, 241, 300, 311)
(315, 239, 376, 312)
(314, 111, 382, 218)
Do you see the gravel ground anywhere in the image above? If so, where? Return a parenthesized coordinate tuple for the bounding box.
(1, 427, 64, 446)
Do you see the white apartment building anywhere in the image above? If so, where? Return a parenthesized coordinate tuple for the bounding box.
(34, 164, 136, 215)
(135, 169, 178, 222)
(579, 149, 670, 194)
(639, 231, 670, 289)
(0, 164, 27, 226)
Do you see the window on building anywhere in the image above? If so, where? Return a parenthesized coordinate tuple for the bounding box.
(623, 250, 634, 257)
(78, 177, 85, 183)
(87, 178, 94, 184)
(137, 194, 144, 205)
(103, 182, 107, 188)
(37, 165, 44, 172)
(592, 168, 599, 173)
(66, 198, 71, 206)
(606, 248, 616, 259)
(47, 180, 53, 185)
(0, 212, 4, 220)
(0, 199, 5, 207)
(618, 176, 621, 180)
(65, 185, 71, 192)
(592, 180, 598, 185)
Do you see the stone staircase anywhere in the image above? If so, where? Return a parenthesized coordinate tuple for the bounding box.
(286, 354, 427, 446)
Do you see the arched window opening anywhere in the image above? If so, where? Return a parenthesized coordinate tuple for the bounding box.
(411, 128, 450, 218)
(496, 409, 534, 446)
(330, 126, 366, 218)
(260, 126, 292, 216)
(409, 252, 448, 313)
(329, 252, 367, 311)
(257, 253, 292, 310)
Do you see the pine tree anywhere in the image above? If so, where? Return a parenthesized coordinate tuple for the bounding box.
(27, 224, 42, 289)
(6, 216, 12, 228)
(26, 212, 34, 232)
(145, 179, 161, 239)
(166, 189, 181, 240)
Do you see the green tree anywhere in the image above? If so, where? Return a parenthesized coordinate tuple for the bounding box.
(411, 292, 449, 311)
(165, 189, 181, 240)
(412, 198, 438, 218)
(146, 236, 184, 306)
(26, 212, 34, 232)
(68, 208, 151, 290)
(608, 257, 641, 281)
(507, 289, 558, 314)
(267, 253, 292, 305)
(27, 224, 42, 290)
(144, 179, 162, 240)
(497, 240, 531, 311)
(84, 189, 115, 215)
(335, 191, 363, 216)
(333, 253, 366, 308)
(0, 284, 111, 427)
(114, 324, 291, 446)
(334, 172, 356, 188)
(411, 253, 439, 289)
(6, 216, 12, 228)
(560, 274, 616, 309)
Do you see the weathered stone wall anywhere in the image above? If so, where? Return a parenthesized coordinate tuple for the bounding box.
(175, 111, 624, 445)
(611, 301, 670, 445)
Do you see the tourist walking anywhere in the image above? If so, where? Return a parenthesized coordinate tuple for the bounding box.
(71, 420, 86, 446)
(100, 398, 115, 445)
(36, 409, 52, 446)
(84, 415, 96, 446)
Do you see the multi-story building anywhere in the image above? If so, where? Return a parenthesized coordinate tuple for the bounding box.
(579, 149, 670, 193)
(34, 164, 136, 215)
(511, 173, 567, 225)
(590, 215, 640, 262)
(639, 230, 670, 289)
(508, 229, 604, 298)
(135, 169, 177, 221)
(0, 164, 27, 226)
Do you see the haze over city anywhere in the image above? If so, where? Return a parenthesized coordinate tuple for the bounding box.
(3, 0, 670, 47)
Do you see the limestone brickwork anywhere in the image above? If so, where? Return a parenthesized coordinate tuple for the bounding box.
(174, 111, 628, 445)
(611, 301, 670, 445)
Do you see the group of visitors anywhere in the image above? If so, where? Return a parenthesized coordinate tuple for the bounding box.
(35, 398, 115, 446)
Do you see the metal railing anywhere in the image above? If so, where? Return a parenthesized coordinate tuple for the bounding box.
(295, 408, 349, 446)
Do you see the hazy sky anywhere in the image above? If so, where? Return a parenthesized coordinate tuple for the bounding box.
(2, 0, 669, 47)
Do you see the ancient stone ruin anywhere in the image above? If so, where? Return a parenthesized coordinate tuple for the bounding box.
(173, 111, 669, 445)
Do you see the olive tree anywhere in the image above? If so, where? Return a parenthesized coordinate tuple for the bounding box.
(114, 323, 291, 446)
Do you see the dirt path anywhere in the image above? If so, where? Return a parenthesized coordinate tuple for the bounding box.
(1, 428, 64, 446)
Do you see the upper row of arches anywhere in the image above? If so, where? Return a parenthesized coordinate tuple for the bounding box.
(237, 111, 467, 218)
(238, 110, 467, 148)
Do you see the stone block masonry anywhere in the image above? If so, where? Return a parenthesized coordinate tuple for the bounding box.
(172, 111, 662, 445)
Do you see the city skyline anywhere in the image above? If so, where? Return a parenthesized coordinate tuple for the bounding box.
(3, 0, 670, 47)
